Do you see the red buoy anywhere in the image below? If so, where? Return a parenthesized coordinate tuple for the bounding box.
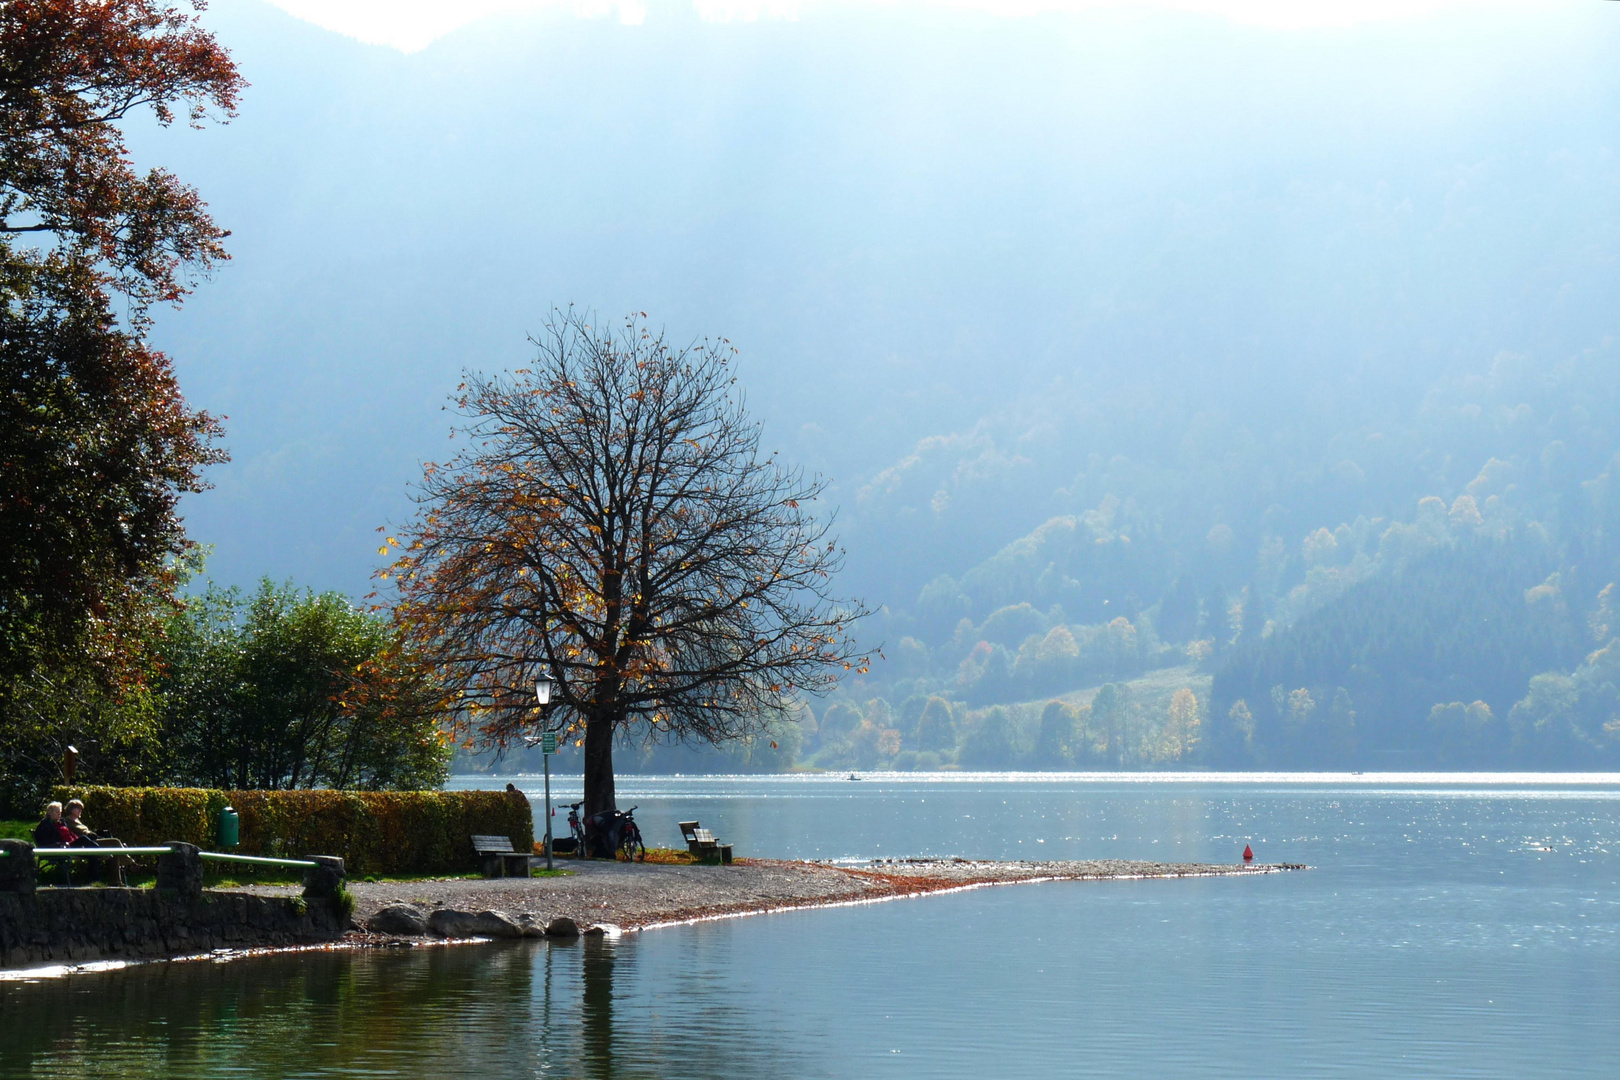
(1242, 844, 1254, 863)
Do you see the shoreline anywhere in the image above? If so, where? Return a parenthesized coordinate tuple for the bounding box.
(277, 855, 1304, 937)
(631, 858, 1303, 932)
(2, 858, 1302, 979)
(583, 857, 1303, 932)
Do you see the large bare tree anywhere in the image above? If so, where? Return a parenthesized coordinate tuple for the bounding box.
(389, 309, 867, 815)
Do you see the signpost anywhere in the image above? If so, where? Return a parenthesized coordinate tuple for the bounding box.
(541, 732, 559, 870)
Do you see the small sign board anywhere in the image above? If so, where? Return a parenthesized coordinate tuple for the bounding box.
(541, 732, 559, 755)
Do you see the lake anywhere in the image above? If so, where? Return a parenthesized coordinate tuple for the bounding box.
(3, 773, 1618, 1078)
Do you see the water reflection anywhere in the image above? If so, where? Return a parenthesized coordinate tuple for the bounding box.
(582, 937, 617, 1079)
(0, 934, 814, 1080)
(1, 943, 545, 1078)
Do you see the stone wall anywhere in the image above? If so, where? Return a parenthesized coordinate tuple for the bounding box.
(0, 888, 348, 969)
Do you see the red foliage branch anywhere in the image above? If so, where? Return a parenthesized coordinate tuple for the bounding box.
(0, 0, 244, 307)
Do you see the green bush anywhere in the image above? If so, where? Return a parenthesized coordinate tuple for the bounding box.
(49, 786, 532, 876)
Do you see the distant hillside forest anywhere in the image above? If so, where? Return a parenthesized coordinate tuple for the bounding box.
(466, 345, 1620, 775)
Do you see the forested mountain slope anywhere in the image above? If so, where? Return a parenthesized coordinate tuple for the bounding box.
(1210, 538, 1591, 768)
(797, 344, 1620, 772)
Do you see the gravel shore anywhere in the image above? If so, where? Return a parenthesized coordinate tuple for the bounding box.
(246, 857, 1301, 935)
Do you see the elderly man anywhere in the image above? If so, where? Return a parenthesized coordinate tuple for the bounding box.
(63, 798, 126, 884)
(62, 799, 100, 845)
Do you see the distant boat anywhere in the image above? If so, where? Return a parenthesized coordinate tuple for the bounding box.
(848, 773, 862, 781)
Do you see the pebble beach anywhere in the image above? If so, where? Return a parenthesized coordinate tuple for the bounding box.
(247, 857, 1302, 940)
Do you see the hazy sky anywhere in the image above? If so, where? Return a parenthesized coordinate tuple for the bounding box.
(267, 0, 1535, 51)
(143, 0, 1616, 606)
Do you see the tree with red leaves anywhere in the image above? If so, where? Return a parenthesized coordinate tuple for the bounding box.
(0, 0, 243, 308)
(0, 1, 240, 811)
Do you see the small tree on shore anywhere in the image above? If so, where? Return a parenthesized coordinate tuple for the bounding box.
(390, 309, 867, 815)
(158, 580, 452, 791)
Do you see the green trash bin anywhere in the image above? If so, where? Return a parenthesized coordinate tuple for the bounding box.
(217, 805, 239, 849)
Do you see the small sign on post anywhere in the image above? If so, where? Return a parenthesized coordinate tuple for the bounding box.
(541, 732, 559, 755)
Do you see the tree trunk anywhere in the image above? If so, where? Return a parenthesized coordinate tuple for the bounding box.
(582, 714, 618, 817)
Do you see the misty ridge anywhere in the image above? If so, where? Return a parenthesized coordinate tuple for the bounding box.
(143, 0, 1620, 772)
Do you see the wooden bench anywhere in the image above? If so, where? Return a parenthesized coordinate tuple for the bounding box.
(472, 835, 531, 878)
(678, 821, 733, 865)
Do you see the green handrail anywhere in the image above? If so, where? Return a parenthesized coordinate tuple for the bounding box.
(198, 851, 318, 869)
(28, 847, 318, 868)
(32, 847, 174, 857)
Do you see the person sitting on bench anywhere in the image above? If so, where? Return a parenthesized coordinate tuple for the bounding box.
(32, 801, 76, 848)
(63, 799, 101, 846)
(32, 802, 80, 885)
(64, 798, 127, 883)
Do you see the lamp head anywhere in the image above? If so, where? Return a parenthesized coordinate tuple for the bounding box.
(536, 677, 555, 706)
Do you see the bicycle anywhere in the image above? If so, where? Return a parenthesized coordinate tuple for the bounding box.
(580, 804, 647, 861)
(617, 805, 646, 862)
(564, 801, 588, 854)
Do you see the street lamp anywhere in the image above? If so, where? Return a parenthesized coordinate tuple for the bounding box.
(536, 675, 557, 869)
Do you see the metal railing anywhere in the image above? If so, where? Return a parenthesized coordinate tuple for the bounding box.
(2, 841, 342, 902)
(198, 852, 317, 869)
(27, 846, 317, 868)
(30, 847, 175, 858)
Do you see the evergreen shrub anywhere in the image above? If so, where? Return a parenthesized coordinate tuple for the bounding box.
(48, 786, 531, 876)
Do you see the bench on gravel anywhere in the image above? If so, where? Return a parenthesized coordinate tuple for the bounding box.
(472, 835, 531, 878)
(678, 821, 733, 865)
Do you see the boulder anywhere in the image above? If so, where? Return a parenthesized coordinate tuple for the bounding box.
(428, 908, 470, 937)
(471, 910, 524, 938)
(428, 909, 485, 937)
(543, 915, 580, 938)
(432, 909, 524, 938)
(516, 913, 549, 938)
(367, 903, 429, 936)
(582, 923, 623, 939)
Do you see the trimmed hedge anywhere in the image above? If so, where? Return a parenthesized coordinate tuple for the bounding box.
(48, 786, 532, 877)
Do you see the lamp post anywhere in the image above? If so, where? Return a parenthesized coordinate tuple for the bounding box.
(537, 676, 556, 870)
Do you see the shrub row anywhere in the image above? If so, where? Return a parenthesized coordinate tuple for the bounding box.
(48, 786, 532, 877)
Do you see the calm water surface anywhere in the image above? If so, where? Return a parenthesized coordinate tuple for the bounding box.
(4, 773, 1619, 1078)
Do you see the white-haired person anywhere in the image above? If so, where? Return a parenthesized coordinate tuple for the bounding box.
(31, 801, 81, 885)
